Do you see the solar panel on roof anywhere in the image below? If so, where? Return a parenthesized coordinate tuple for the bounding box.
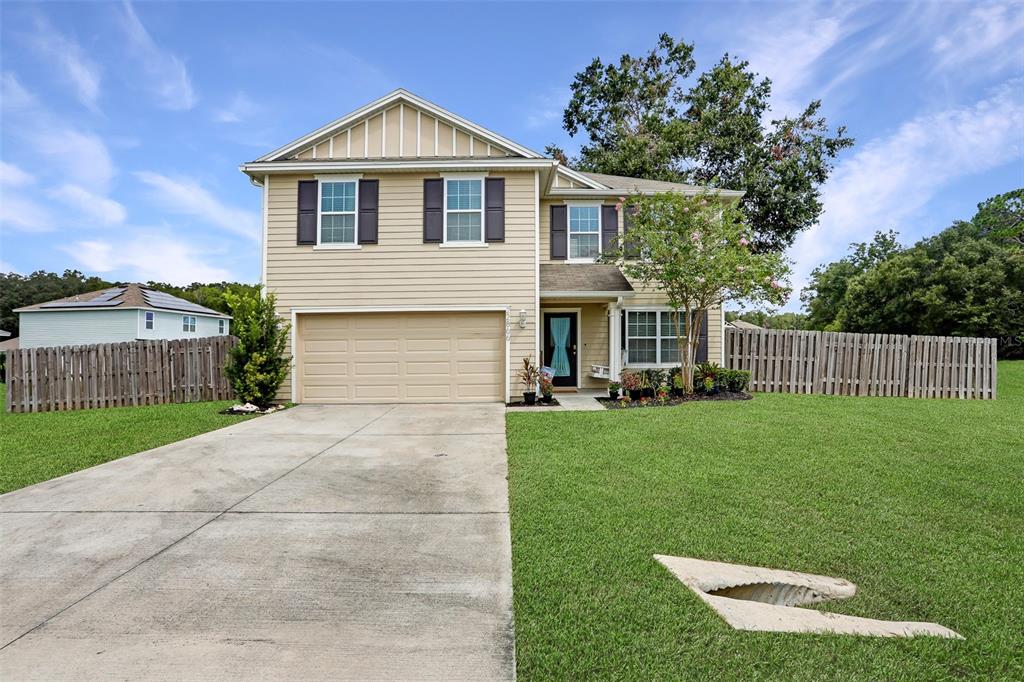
(141, 289, 219, 315)
(40, 287, 126, 308)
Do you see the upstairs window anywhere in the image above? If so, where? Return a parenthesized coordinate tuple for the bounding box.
(319, 181, 357, 245)
(144, 311, 154, 330)
(569, 205, 600, 260)
(444, 178, 482, 242)
(182, 315, 197, 333)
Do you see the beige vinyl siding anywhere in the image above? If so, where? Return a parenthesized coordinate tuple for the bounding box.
(294, 103, 518, 161)
(264, 171, 538, 402)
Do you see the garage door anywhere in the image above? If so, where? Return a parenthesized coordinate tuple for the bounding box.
(297, 311, 504, 403)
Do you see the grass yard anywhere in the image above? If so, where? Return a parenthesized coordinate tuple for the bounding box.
(0, 385, 255, 494)
(506, 362, 1023, 680)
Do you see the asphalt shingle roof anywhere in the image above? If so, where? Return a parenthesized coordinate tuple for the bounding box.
(14, 283, 229, 317)
(540, 264, 634, 293)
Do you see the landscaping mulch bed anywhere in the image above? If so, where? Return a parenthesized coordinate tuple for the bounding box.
(506, 398, 561, 408)
(597, 391, 752, 409)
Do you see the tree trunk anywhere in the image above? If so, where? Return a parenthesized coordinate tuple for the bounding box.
(682, 304, 694, 393)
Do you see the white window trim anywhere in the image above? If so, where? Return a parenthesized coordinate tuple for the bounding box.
(566, 201, 601, 263)
(218, 319, 227, 335)
(182, 315, 197, 333)
(624, 306, 688, 368)
(442, 174, 485, 244)
(144, 311, 154, 330)
(315, 174, 361, 247)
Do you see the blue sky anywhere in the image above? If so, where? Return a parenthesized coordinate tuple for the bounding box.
(1, 1, 1022, 311)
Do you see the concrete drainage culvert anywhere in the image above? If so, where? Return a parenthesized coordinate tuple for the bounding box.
(654, 555, 962, 639)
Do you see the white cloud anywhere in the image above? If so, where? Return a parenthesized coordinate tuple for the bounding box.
(26, 15, 102, 110)
(0, 194, 55, 233)
(932, 4, 1024, 73)
(50, 184, 127, 225)
(214, 92, 258, 124)
(117, 0, 196, 110)
(134, 171, 259, 242)
(31, 129, 116, 193)
(787, 79, 1024, 306)
(0, 72, 37, 111)
(525, 86, 570, 130)
(66, 234, 233, 285)
(0, 161, 35, 187)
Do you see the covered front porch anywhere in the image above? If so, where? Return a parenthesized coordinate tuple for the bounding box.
(539, 264, 718, 390)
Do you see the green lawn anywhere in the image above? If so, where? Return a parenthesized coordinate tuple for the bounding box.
(507, 362, 1024, 680)
(0, 385, 255, 494)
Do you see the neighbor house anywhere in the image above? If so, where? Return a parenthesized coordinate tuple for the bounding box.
(240, 89, 741, 404)
(14, 284, 231, 349)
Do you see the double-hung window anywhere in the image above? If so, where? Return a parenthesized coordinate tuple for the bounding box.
(568, 205, 600, 261)
(182, 315, 196, 333)
(144, 311, 154, 330)
(626, 310, 686, 364)
(319, 180, 357, 245)
(444, 178, 482, 243)
(218, 319, 227, 335)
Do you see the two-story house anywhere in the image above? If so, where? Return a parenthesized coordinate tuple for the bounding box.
(241, 90, 741, 404)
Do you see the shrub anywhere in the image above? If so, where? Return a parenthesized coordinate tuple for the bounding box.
(646, 368, 667, 388)
(224, 287, 291, 408)
(724, 369, 751, 392)
(619, 371, 641, 391)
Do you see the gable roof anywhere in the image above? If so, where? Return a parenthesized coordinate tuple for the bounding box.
(15, 284, 230, 318)
(254, 89, 544, 163)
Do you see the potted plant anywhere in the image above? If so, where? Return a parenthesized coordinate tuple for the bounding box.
(620, 371, 642, 401)
(607, 381, 621, 400)
(519, 356, 540, 405)
(671, 373, 685, 397)
(539, 375, 554, 404)
(640, 370, 655, 398)
(656, 385, 670, 404)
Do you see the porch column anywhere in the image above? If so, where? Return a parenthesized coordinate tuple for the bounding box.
(608, 303, 621, 381)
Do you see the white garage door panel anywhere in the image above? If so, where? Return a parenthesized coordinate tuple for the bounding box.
(298, 312, 504, 404)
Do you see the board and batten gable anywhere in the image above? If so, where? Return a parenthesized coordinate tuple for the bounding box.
(289, 101, 520, 161)
(263, 170, 539, 401)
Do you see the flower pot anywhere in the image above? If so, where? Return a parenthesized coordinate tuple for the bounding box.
(608, 388, 619, 400)
(628, 389, 643, 401)
(541, 393, 553, 404)
(643, 388, 656, 398)
(523, 391, 537, 405)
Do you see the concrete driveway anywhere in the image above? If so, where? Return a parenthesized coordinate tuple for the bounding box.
(0, 404, 514, 681)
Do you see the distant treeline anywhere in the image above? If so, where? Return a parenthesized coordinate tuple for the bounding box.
(729, 188, 1023, 358)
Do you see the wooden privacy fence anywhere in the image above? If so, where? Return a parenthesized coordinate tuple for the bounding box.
(5, 336, 238, 413)
(726, 328, 997, 399)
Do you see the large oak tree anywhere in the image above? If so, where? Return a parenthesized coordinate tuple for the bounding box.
(555, 34, 854, 251)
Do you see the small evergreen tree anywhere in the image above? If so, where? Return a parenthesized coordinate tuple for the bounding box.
(223, 287, 290, 407)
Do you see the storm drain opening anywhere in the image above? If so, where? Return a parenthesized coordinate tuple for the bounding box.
(654, 555, 962, 640)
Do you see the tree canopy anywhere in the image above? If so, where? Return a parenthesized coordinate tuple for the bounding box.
(555, 34, 854, 251)
(800, 189, 1024, 357)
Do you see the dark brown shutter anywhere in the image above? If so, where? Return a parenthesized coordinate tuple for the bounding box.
(485, 177, 505, 242)
(622, 205, 639, 258)
(601, 204, 618, 253)
(358, 179, 379, 244)
(696, 310, 709, 362)
(297, 180, 317, 245)
(423, 178, 443, 243)
(550, 205, 567, 260)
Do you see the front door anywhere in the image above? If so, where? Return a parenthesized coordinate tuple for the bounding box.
(543, 312, 578, 387)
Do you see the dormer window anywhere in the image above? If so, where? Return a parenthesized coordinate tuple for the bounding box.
(568, 205, 601, 261)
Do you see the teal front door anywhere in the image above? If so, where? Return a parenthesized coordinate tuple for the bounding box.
(543, 313, 578, 387)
